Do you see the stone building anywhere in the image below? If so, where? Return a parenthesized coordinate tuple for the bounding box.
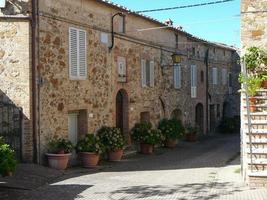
(241, 0, 267, 187)
(0, 0, 240, 163)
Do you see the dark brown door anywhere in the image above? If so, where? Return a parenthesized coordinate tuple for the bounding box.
(210, 104, 216, 133)
(116, 89, 130, 145)
(195, 103, 204, 134)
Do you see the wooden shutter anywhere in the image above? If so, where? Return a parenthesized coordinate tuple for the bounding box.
(141, 59, 146, 87)
(78, 29, 87, 79)
(69, 28, 78, 78)
(191, 65, 197, 98)
(222, 69, 227, 85)
(212, 67, 218, 85)
(174, 64, 181, 89)
(150, 61, 155, 87)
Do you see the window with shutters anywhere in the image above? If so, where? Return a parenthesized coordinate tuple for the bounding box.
(141, 59, 154, 87)
(222, 68, 227, 85)
(191, 65, 197, 98)
(228, 72, 233, 94)
(117, 56, 126, 82)
(174, 64, 181, 89)
(212, 67, 218, 85)
(69, 27, 87, 80)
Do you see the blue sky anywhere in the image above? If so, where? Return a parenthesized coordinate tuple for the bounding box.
(110, 0, 241, 47)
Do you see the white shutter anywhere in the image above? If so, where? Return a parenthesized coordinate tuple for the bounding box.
(212, 67, 218, 85)
(191, 65, 197, 98)
(69, 28, 78, 78)
(150, 61, 155, 87)
(69, 27, 87, 80)
(78, 29, 87, 79)
(222, 69, 227, 85)
(174, 64, 181, 89)
(141, 59, 146, 87)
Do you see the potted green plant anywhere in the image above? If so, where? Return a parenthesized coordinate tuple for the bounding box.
(0, 137, 17, 177)
(76, 134, 103, 167)
(238, 73, 262, 112)
(131, 122, 164, 154)
(158, 118, 184, 148)
(98, 126, 125, 161)
(46, 138, 74, 170)
(185, 124, 198, 142)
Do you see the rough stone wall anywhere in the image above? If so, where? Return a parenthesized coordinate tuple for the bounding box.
(36, 0, 239, 161)
(0, 1, 32, 161)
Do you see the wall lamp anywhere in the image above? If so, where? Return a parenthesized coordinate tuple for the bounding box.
(109, 12, 125, 51)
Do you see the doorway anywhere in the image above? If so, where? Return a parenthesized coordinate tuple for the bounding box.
(210, 104, 216, 133)
(116, 89, 130, 145)
(195, 103, 204, 134)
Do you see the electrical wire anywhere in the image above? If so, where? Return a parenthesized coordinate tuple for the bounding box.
(135, 0, 235, 13)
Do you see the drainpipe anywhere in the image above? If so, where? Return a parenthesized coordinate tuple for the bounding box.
(204, 49, 209, 134)
(31, 0, 38, 163)
(109, 12, 125, 51)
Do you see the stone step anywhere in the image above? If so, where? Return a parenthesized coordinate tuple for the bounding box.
(247, 148, 267, 154)
(244, 104, 267, 108)
(244, 129, 267, 134)
(244, 112, 267, 116)
(243, 96, 267, 101)
(248, 159, 267, 165)
(245, 120, 267, 125)
(246, 138, 267, 144)
(248, 171, 267, 177)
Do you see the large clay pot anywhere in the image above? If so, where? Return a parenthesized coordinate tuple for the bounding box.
(46, 153, 71, 170)
(165, 139, 178, 148)
(250, 97, 257, 113)
(79, 152, 100, 168)
(186, 133, 197, 142)
(108, 149, 123, 161)
(2, 171, 13, 177)
(261, 80, 267, 89)
(140, 143, 154, 154)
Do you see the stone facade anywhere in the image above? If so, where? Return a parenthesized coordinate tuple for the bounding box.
(1, 0, 240, 163)
(0, 0, 33, 162)
(241, 0, 267, 186)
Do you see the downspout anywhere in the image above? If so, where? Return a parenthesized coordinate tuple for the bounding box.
(109, 12, 125, 51)
(204, 49, 209, 134)
(31, 0, 37, 163)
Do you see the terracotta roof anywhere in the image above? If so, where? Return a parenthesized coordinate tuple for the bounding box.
(96, 0, 237, 51)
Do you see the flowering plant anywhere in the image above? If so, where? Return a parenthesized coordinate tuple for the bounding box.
(0, 137, 17, 175)
(76, 134, 103, 153)
(131, 122, 164, 145)
(158, 118, 185, 140)
(97, 126, 125, 151)
(47, 138, 74, 154)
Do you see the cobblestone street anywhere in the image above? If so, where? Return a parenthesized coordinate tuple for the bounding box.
(2, 134, 267, 200)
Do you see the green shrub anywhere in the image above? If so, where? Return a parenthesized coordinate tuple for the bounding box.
(0, 137, 17, 175)
(131, 122, 164, 145)
(76, 134, 103, 153)
(238, 74, 262, 96)
(97, 126, 125, 151)
(158, 118, 184, 140)
(47, 138, 74, 154)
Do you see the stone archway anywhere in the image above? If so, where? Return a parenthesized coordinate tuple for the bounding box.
(195, 103, 204, 134)
(116, 89, 130, 145)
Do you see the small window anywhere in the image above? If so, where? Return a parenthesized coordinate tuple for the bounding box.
(201, 70, 204, 83)
(118, 16, 126, 33)
(222, 69, 227, 85)
(174, 64, 181, 89)
(141, 59, 154, 87)
(212, 67, 218, 85)
(69, 27, 87, 80)
(0, 0, 6, 8)
(117, 57, 126, 82)
(223, 50, 226, 56)
(140, 112, 150, 123)
(192, 47, 196, 56)
(191, 65, 197, 98)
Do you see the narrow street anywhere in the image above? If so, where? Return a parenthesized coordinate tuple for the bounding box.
(4, 134, 267, 200)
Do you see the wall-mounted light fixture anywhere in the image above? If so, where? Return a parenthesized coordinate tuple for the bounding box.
(172, 54, 183, 64)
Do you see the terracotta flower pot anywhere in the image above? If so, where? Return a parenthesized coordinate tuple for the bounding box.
(79, 152, 100, 168)
(186, 133, 197, 142)
(46, 153, 71, 170)
(140, 143, 154, 154)
(261, 80, 267, 89)
(2, 171, 13, 177)
(250, 98, 257, 113)
(108, 149, 123, 161)
(165, 139, 178, 148)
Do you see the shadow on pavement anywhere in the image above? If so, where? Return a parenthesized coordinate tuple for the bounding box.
(109, 182, 243, 200)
